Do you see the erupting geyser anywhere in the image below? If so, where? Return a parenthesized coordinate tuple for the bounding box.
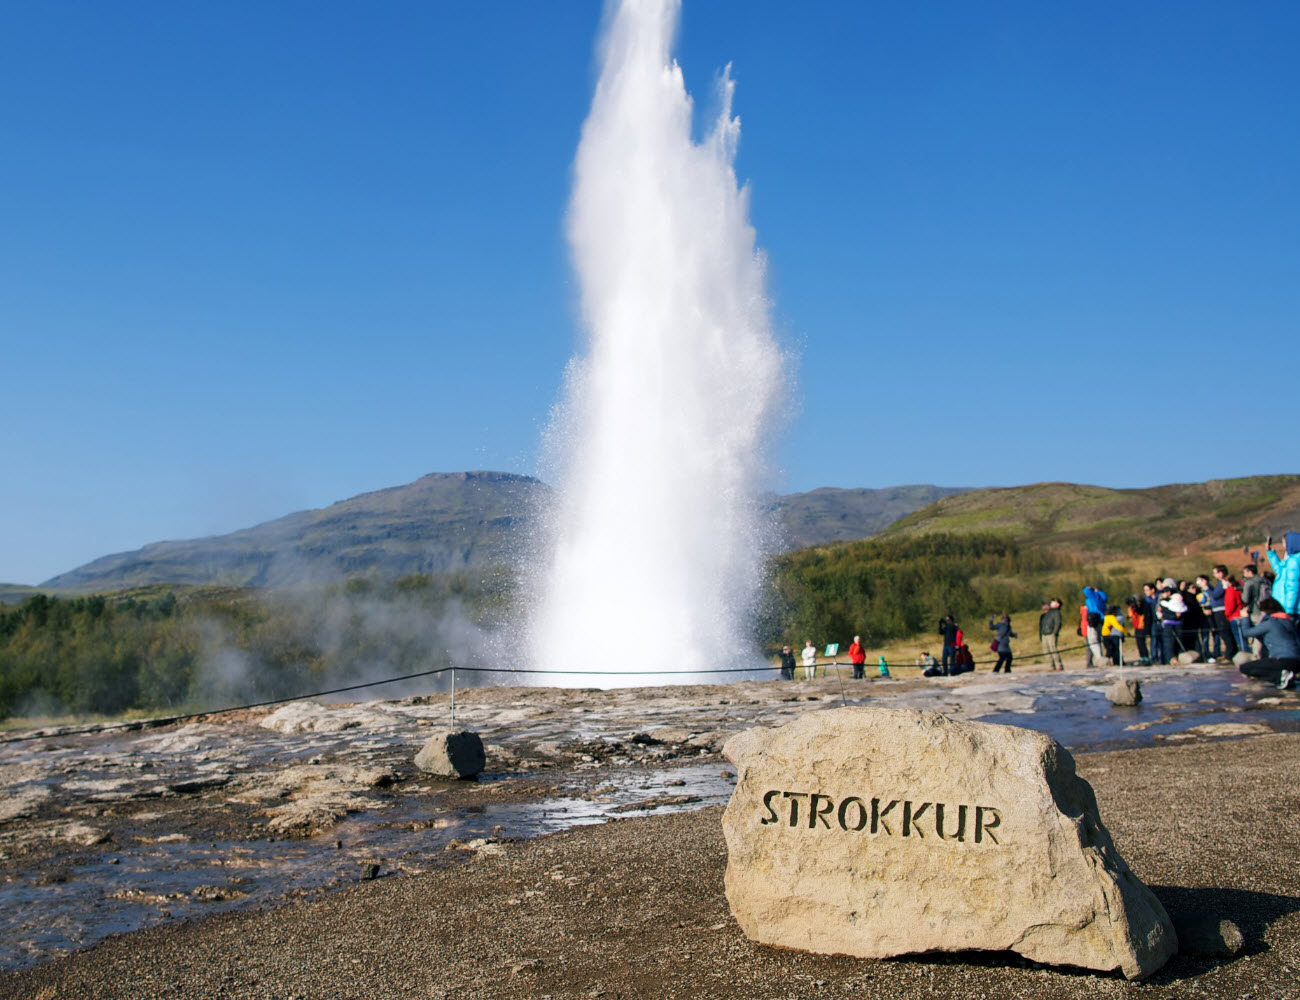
(527, 0, 782, 683)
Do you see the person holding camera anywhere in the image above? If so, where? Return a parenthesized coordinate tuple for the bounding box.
(1264, 533, 1300, 621)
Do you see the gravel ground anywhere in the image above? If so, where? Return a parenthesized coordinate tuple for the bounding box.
(3, 731, 1297, 1000)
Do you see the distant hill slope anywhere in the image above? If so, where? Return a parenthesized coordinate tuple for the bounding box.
(763, 485, 968, 549)
(0, 584, 45, 606)
(880, 475, 1300, 557)
(42, 473, 965, 592)
(43, 472, 545, 592)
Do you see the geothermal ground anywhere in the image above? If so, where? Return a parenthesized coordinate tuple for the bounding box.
(1, 660, 1298, 998)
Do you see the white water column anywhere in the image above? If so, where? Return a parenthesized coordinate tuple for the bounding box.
(527, 0, 783, 685)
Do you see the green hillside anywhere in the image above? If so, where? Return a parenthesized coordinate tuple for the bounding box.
(880, 475, 1300, 558)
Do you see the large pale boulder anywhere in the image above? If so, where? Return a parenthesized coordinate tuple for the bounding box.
(722, 709, 1176, 979)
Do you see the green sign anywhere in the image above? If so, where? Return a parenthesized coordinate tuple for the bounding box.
(824, 643, 839, 657)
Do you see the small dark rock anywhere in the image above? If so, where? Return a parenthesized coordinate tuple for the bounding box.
(359, 863, 381, 881)
(1173, 913, 1244, 957)
(630, 733, 663, 745)
(167, 775, 232, 795)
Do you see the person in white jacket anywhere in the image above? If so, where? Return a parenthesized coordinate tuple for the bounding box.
(801, 640, 817, 680)
(1158, 583, 1188, 658)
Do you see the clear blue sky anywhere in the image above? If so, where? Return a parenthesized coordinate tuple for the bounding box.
(3, 1, 1297, 584)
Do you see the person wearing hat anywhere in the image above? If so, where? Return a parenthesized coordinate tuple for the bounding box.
(1265, 532, 1300, 620)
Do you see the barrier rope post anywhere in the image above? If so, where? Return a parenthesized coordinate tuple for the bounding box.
(450, 667, 457, 726)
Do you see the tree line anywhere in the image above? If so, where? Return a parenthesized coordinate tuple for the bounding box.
(0, 573, 511, 721)
(764, 533, 1142, 649)
(1, 533, 1145, 720)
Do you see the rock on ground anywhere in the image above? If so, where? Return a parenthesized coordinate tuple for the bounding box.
(723, 708, 1176, 979)
(414, 729, 485, 778)
(1107, 679, 1143, 706)
(1173, 914, 1245, 957)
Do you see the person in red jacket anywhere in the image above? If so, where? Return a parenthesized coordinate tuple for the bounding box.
(1224, 576, 1247, 658)
(848, 635, 867, 679)
(1078, 604, 1094, 668)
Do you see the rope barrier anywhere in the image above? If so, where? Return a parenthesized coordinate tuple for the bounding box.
(448, 664, 774, 675)
(0, 666, 453, 745)
(0, 636, 1147, 747)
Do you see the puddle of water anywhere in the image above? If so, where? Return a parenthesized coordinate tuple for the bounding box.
(976, 671, 1300, 750)
(0, 762, 734, 971)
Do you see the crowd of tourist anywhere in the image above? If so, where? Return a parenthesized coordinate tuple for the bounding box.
(780, 532, 1300, 690)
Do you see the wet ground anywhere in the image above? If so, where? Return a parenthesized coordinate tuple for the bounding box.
(1, 661, 1295, 971)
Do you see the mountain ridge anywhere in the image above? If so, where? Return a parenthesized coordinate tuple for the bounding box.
(44, 472, 1295, 595)
(41, 473, 968, 593)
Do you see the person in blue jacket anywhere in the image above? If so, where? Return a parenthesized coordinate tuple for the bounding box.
(1082, 585, 1108, 665)
(1265, 532, 1300, 619)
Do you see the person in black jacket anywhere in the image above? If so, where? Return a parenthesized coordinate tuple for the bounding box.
(1127, 594, 1151, 664)
(779, 645, 796, 680)
(1180, 581, 1206, 659)
(938, 615, 960, 676)
(1142, 583, 1164, 663)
